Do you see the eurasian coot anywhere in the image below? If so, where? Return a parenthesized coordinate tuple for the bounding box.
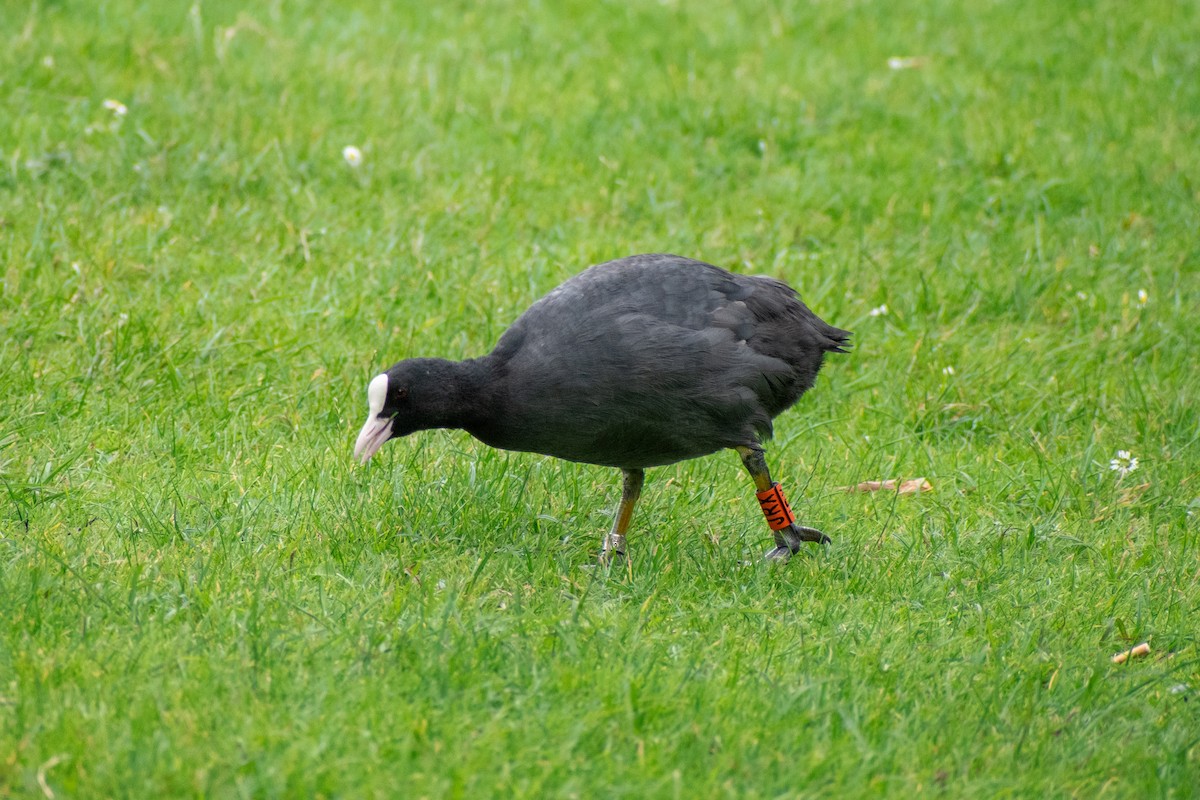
(354, 253, 850, 561)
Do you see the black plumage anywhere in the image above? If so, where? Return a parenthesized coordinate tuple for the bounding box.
(354, 253, 849, 561)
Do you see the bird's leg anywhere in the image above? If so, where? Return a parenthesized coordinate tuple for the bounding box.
(735, 446, 830, 562)
(602, 468, 644, 560)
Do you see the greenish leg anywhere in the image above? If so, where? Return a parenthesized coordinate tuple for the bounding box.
(735, 446, 830, 562)
(602, 468, 644, 560)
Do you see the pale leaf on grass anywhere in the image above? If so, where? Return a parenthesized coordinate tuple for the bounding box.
(1111, 642, 1151, 664)
(842, 478, 933, 494)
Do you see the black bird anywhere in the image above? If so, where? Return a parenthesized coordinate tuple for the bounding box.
(354, 253, 850, 561)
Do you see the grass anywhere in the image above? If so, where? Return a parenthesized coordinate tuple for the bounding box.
(2, 0, 1198, 796)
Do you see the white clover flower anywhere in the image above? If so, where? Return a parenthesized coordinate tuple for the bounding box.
(942, 365, 955, 376)
(117, 313, 129, 327)
(103, 98, 128, 117)
(1076, 291, 1088, 300)
(342, 145, 363, 168)
(868, 304, 888, 317)
(1109, 450, 1139, 477)
(1137, 288, 1148, 307)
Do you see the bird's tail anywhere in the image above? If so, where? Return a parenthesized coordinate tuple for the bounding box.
(818, 321, 852, 354)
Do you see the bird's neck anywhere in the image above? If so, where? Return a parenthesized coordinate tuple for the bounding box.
(422, 356, 505, 431)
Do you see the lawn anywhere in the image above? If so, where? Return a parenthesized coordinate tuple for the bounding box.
(2, 0, 1198, 796)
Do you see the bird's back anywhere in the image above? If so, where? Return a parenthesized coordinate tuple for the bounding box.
(474, 254, 849, 468)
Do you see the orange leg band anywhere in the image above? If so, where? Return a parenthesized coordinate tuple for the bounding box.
(756, 482, 796, 531)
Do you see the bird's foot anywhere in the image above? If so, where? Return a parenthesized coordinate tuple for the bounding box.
(763, 545, 793, 562)
(763, 524, 830, 562)
(600, 532, 626, 563)
(787, 525, 831, 546)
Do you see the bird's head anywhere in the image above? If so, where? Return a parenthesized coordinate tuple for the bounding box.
(352, 358, 471, 464)
(353, 372, 402, 464)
